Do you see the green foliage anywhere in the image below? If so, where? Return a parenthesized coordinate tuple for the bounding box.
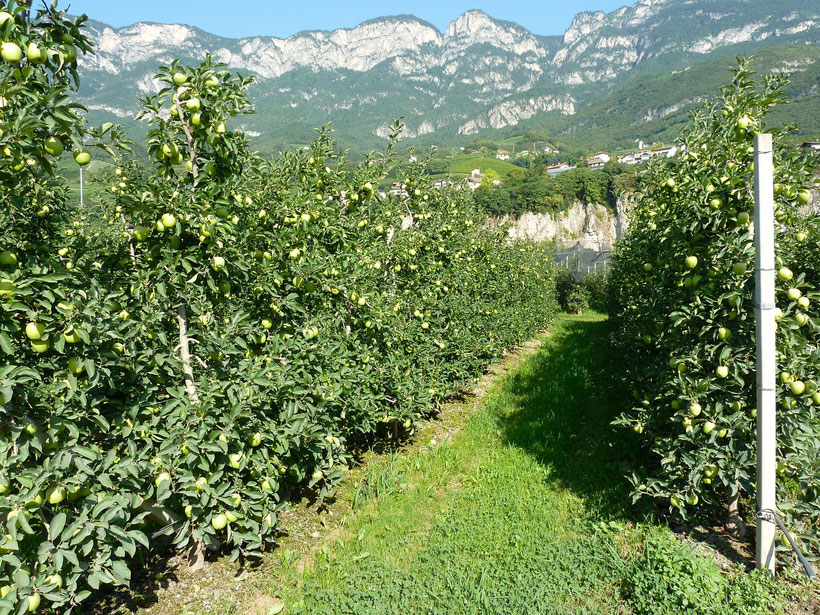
(621, 529, 786, 615)
(554, 267, 588, 314)
(608, 59, 820, 557)
(447, 156, 522, 178)
(582, 268, 610, 313)
(474, 163, 638, 216)
(463, 138, 498, 152)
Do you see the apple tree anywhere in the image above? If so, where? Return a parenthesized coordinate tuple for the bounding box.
(609, 60, 820, 559)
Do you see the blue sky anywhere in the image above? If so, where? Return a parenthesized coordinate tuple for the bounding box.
(64, 0, 634, 39)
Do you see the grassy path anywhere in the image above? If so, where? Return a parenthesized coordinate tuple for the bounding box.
(261, 313, 809, 615)
(280, 314, 635, 613)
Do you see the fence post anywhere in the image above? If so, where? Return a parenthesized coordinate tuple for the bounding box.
(754, 133, 776, 575)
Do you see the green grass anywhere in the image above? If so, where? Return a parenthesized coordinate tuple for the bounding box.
(244, 314, 806, 614)
(448, 156, 523, 178)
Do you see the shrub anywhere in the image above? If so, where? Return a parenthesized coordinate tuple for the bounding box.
(582, 268, 610, 313)
(621, 529, 786, 615)
(554, 267, 588, 314)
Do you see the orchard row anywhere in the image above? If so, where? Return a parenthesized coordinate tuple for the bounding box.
(608, 61, 820, 560)
(0, 3, 558, 612)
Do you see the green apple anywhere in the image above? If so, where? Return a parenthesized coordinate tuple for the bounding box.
(704, 465, 718, 479)
(689, 402, 702, 417)
(63, 327, 82, 344)
(225, 511, 238, 522)
(670, 495, 681, 507)
(261, 478, 274, 492)
(211, 513, 228, 530)
(173, 72, 187, 86)
(184, 505, 193, 518)
(718, 327, 731, 340)
(45, 574, 62, 588)
(215, 121, 226, 134)
(248, 432, 262, 447)
(797, 296, 810, 309)
(44, 137, 64, 157)
(643, 263, 653, 271)
(685, 256, 698, 269)
(205, 75, 219, 87)
(191, 112, 201, 127)
(186, 98, 200, 111)
(703, 421, 716, 435)
(716, 365, 729, 378)
(777, 267, 793, 282)
(0, 12, 12, 24)
(155, 472, 171, 488)
(796, 313, 809, 326)
(796, 190, 811, 205)
(133, 226, 150, 242)
(795, 232, 807, 243)
(791, 381, 806, 396)
(229, 452, 243, 469)
(161, 213, 176, 228)
(67, 357, 84, 374)
(1, 41, 22, 64)
(25, 322, 45, 340)
(162, 143, 178, 158)
(687, 493, 699, 506)
(26, 41, 45, 63)
(0, 251, 17, 267)
(737, 212, 750, 226)
(786, 287, 801, 301)
(26, 593, 40, 613)
(261, 319, 272, 330)
(229, 492, 241, 507)
(717, 429, 727, 438)
(73, 151, 91, 166)
(709, 197, 722, 209)
(195, 476, 207, 491)
(732, 262, 747, 275)
(736, 116, 751, 130)
(211, 255, 225, 270)
(47, 486, 65, 505)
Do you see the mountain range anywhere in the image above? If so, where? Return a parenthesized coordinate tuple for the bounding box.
(76, 0, 820, 154)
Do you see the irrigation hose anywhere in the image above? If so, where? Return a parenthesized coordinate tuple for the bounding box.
(757, 508, 816, 580)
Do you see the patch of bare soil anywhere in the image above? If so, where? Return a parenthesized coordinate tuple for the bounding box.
(82, 334, 547, 615)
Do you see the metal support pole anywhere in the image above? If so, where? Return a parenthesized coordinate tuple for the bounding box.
(754, 133, 776, 575)
(80, 167, 84, 208)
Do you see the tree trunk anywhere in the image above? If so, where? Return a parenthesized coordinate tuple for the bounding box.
(726, 487, 747, 539)
(177, 304, 199, 403)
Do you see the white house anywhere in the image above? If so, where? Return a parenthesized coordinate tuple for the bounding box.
(651, 145, 678, 158)
(547, 163, 572, 176)
(801, 141, 820, 154)
(496, 151, 511, 160)
(586, 152, 610, 169)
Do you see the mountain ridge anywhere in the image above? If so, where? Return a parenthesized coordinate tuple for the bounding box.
(75, 0, 820, 153)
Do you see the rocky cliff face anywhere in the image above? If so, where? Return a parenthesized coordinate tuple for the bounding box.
(489, 199, 630, 251)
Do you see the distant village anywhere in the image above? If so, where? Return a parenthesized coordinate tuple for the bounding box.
(384, 139, 820, 196)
